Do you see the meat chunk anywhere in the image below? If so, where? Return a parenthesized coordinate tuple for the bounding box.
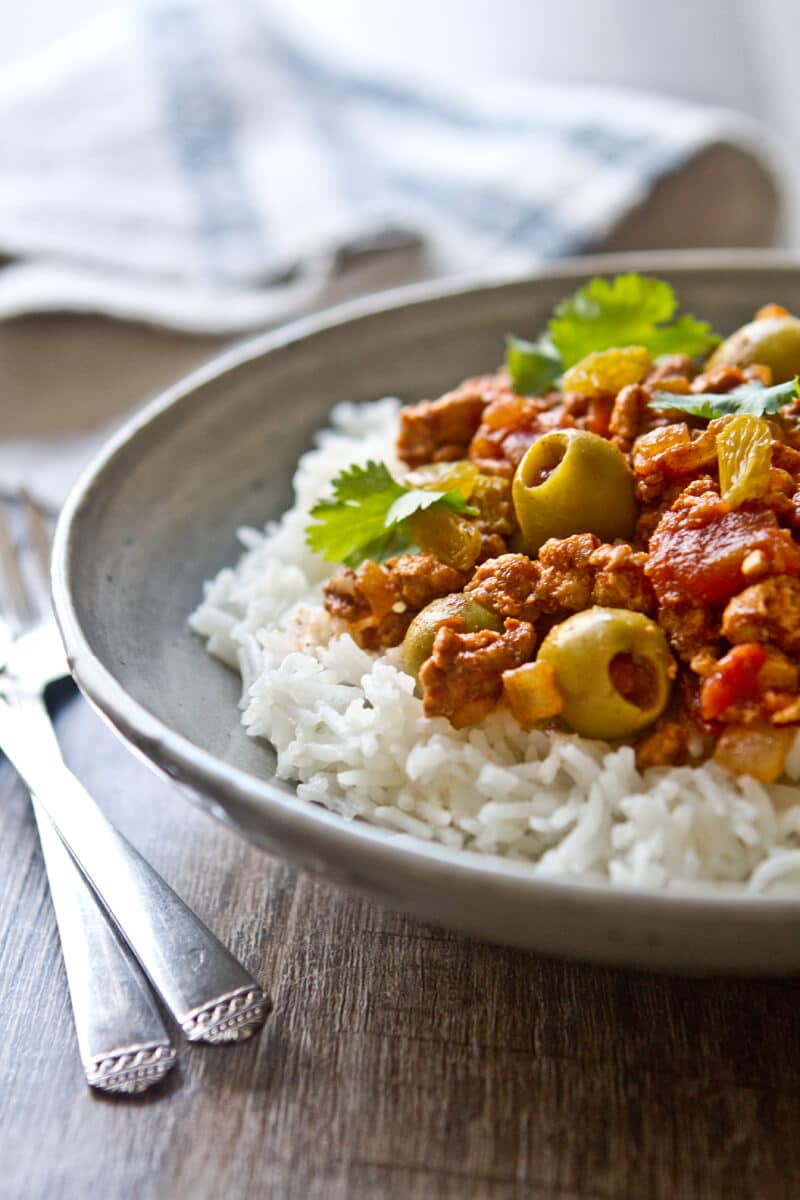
(476, 532, 509, 562)
(633, 481, 686, 548)
(535, 534, 599, 614)
(609, 382, 650, 446)
(397, 375, 504, 467)
(645, 354, 694, 386)
(635, 721, 689, 770)
(657, 591, 720, 662)
(757, 646, 800, 693)
(770, 441, 800, 480)
(419, 618, 536, 728)
(722, 576, 800, 653)
(690, 365, 746, 394)
(323, 554, 465, 650)
(588, 543, 656, 614)
(763, 468, 796, 526)
(530, 535, 656, 618)
(385, 553, 466, 611)
(464, 553, 541, 621)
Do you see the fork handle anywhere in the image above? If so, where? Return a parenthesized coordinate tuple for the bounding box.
(1, 693, 270, 1043)
(32, 797, 178, 1093)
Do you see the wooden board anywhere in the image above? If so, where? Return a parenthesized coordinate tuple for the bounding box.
(2, 692, 800, 1200)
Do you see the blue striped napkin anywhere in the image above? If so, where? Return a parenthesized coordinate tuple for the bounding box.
(0, 0, 784, 334)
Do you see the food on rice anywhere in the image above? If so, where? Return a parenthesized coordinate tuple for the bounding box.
(191, 275, 800, 893)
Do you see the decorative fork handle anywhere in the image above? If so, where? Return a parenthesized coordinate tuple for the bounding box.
(0, 692, 270, 1043)
(32, 797, 178, 1094)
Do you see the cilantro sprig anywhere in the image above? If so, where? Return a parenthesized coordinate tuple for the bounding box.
(505, 336, 562, 395)
(306, 460, 476, 567)
(648, 376, 800, 420)
(507, 273, 720, 395)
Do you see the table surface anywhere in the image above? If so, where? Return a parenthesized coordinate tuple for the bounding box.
(2, 691, 800, 1200)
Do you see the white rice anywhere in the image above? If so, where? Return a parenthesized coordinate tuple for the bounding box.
(190, 398, 800, 895)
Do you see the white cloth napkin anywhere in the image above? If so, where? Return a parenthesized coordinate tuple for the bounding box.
(0, 0, 786, 337)
(0, 0, 790, 510)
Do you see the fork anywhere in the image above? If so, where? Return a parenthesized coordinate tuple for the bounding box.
(0, 491, 270, 1073)
(0, 497, 176, 1094)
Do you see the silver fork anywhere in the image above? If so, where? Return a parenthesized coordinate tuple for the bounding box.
(0, 491, 270, 1065)
(0, 497, 176, 1094)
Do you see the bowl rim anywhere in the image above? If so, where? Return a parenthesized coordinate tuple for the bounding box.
(52, 247, 800, 919)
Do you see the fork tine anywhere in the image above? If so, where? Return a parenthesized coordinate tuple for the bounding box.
(0, 496, 33, 631)
(20, 489, 54, 612)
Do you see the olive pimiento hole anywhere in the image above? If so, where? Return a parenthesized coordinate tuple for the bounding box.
(608, 652, 659, 711)
(521, 437, 567, 489)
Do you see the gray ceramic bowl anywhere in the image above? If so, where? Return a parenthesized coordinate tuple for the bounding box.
(53, 251, 800, 975)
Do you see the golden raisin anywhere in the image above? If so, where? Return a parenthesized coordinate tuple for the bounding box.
(716, 414, 772, 508)
(562, 346, 651, 397)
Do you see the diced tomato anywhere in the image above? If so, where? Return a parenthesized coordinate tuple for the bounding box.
(700, 643, 768, 720)
(646, 499, 800, 605)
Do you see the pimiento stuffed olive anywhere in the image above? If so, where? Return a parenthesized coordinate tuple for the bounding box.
(707, 309, 800, 383)
(402, 594, 502, 682)
(537, 607, 676, 739)
(512, 429, 637, 554)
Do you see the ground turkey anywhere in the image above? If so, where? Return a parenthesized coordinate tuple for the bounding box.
(419, 618, 536, 728)
(722, 576, 800, 654)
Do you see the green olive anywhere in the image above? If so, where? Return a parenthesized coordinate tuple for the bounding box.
(537, 607, 675, 739)
(402, 594, 502, 681)
(512, 429, 637, 554)
(707, 314, 800, 383)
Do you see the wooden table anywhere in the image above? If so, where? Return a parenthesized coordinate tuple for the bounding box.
(2, 689, 800, 1200)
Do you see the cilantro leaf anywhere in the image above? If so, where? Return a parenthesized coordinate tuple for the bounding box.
(306, 461, 406, 565)
(644, 313, 721, 360)
(505, 335, 561, 396)
(549, 274, 719, 367)
(649, 376, 800, 420)
(343, 527, 415, 567)
(506, 273, 720, 393)
(385, 487, 474, 526)
(306, 460, 476, 567)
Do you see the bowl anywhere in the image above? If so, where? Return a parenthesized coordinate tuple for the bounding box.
(53, 250, 800, 974)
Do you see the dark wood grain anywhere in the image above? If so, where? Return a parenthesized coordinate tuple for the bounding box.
(2, 692, 799, 1200)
